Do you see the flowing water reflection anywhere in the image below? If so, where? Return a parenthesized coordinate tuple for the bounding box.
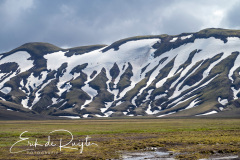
(121, 150, 175, 160)
(121, 150, 239, 160)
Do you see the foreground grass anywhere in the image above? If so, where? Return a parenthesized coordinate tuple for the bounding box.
(0, 118, 239, 159)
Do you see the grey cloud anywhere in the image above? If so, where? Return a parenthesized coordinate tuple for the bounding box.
(0, 0, 238, 53)
(222, 1, 240, 28)
(159, 9, 203, 35)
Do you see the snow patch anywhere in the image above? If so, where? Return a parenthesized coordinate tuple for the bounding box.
(30, 79, 53, 109)
(58, 82, 72, 96)
(185, 98, 199, 110)
(145, 104, 161, 115)
(82, 84, 98, 97)
(170, 37, 178, 42)
(0, 51, 34, 88)
(83, 114, 89, 118)
(218, 97, 228, 105)
(95, 111, 114, 117)
(52, 98, 58, 105)
(58, 101, 67, 109)
(0, 87, 11, 94)
(158, 112, 176, 117)
(146, 89, 153, 101)
(219, 107, 224, 111)
(27, 71, 48, 90)
(105, 111, 114, 117)
(21, 97, 30, 108)
(81, 84, 98, 109)
(20, 79, 24, 86)
(131, 96, 137, 106)
(59, 116, 81, 119)
(169, 95, 197, 108)
(154, 94, 167, 100)
(153, 37, 239, 101)
(0, 51, 33, 73)
(169, 74, 219, 106)
(231, 87, 240, 100)
(196, 110, 218, 116)
(100, 102, 113, 113)
(44, 39, 159, 99)
(116, 101, 123, 106)
(181, 34, 193, 40)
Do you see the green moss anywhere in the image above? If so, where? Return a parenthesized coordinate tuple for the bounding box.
(66, 88, 91, 105)
(64, 45, 106, 57)
(199, 52, 238, 101)
(110, 63, 120, 80)
(0, 62, 18, 73)
(70, 72, 87, 89)
(150, 58, 176, 99)
(180, 53, 223, 90)
(153, 28, 240, 57)
(70, 63, 88, 74)
(89, 68, 108, 90)
(175, 49, 199, 74)
(84, 68, 114, 115)
(123, 77, 148, 101)
(3, 42, 61, 58)
(102, 35, 166, 52)
(196, 28, 240, 42)
(117, 63, 133, 93)
(170, 52, 239, 117)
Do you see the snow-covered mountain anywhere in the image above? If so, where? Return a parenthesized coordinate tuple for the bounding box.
(1, 28, 240, 119)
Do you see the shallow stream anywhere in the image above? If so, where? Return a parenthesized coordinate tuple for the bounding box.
(120, 149, 239, 160)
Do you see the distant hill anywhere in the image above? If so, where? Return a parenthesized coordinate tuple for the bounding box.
(1, 28, 240, 119)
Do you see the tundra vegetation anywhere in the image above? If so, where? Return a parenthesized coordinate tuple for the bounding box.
(0, 118, 239, 160)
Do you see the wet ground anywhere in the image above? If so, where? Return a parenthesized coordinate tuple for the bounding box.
(120, 148, 239, 160)
(121, 150, 174, 160)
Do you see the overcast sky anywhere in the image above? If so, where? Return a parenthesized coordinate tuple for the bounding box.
(0, 0, 239, 52)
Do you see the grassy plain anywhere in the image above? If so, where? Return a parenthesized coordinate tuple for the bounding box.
(0, 118, 239, 160)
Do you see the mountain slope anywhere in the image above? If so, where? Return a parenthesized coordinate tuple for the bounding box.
(1, 28, 240, 119)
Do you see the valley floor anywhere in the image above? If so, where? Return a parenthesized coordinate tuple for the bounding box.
(0, 118, 239, 160)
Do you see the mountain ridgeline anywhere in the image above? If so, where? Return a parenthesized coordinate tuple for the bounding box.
(1, 28, 240, 119)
